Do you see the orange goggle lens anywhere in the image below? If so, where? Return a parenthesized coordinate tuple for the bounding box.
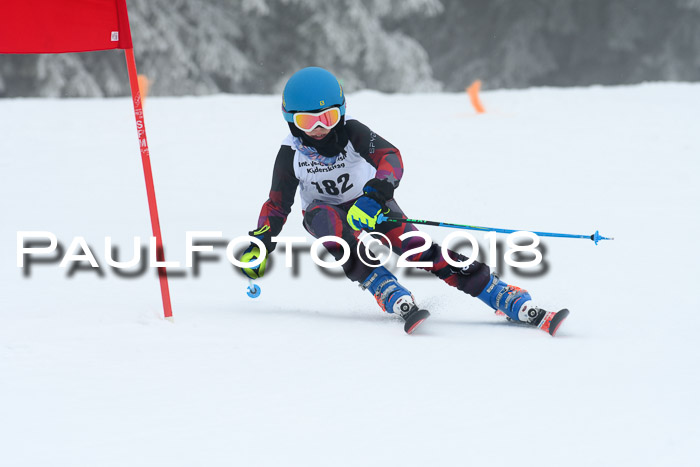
(293, 107, 341, 132)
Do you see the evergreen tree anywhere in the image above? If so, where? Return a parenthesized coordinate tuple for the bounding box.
(1, 0, 699, 97)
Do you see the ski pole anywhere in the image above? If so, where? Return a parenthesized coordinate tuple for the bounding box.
(376, 214, 614, 245)
(246, 278, 261, 298)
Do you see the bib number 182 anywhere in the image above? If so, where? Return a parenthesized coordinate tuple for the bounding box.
(311, 173, 353, 195)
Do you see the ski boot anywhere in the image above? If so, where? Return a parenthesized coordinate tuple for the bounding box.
(361, 267, 430, 334)
(477, 274, 569, 336)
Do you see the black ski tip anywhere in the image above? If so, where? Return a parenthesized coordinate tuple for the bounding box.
(404, 308, 430, 334)
(548, 308, 570, 336)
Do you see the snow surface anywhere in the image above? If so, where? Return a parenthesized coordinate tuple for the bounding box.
(1, 84, 699, 467)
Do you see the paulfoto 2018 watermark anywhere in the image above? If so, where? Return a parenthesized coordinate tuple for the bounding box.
(16, 230, 543, 271)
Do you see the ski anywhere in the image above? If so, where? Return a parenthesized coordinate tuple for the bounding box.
(403, 306, 431, 334)
(538, 308, 569, 336)
(495, 308, 570, 336)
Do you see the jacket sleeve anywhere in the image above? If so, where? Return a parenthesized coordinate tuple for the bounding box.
(345, 119, 404, 188)
(253, 145, 299, 252)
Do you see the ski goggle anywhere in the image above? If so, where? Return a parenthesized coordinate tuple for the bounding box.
(292, 107, 342, 132)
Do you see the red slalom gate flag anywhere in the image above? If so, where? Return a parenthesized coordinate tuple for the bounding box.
(0, 0, 132, 53)
(0, 0, 174, 320)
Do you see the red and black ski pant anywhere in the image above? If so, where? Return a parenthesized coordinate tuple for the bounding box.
(302, 199, 491, 296)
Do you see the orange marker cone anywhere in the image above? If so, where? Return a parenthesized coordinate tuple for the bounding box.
(467, 80, 485, 114)
(137, 74, 150, 101)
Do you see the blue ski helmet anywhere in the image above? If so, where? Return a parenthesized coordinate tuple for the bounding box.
(282, 67, 345, 123)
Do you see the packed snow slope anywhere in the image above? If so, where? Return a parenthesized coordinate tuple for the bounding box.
(1, 84, 698, 467)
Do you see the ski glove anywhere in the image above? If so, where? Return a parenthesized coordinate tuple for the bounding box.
(347, 178, 395, 231)
(347, 196, 383, 231)
(240, 225, 272, 279)
(240, 244, 267, 279)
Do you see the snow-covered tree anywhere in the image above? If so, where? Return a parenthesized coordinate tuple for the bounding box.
(1, 0, 699, 96)
(0, 0, 441, 97)
(395, 0, 700, 90)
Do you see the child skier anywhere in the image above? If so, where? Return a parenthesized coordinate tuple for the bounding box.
(240, 67, 568, 335)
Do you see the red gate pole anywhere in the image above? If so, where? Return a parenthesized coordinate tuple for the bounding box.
(124, 47, 174, 321)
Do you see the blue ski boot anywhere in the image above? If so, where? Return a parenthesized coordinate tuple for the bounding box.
(477, 273, 542, 324)
(477, 274, 570, 336)
(361, 267, 430, 334)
